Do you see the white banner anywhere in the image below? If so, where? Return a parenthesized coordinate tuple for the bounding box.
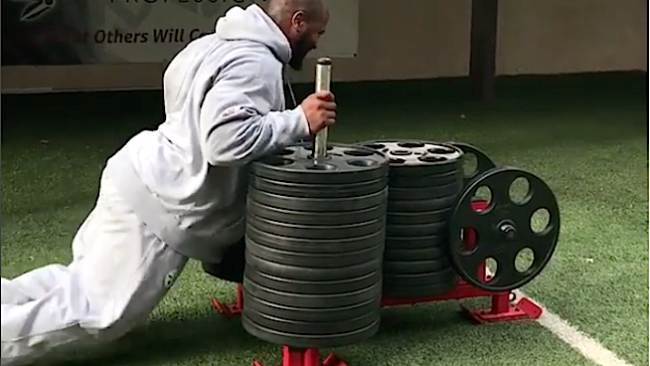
(1, 0, 358, 66)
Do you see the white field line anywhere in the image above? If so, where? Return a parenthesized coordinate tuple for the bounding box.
(484, 265, 634, 366)
(511, 289, 634, 366)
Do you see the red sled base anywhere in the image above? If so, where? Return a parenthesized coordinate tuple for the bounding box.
(212, 281, 542, 366)
(252, 346, 348, 366)
(210, 200, 543, 365)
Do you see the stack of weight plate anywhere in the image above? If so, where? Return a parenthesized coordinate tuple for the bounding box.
(360, 140, 464, 299)
(242, 142, 389, 348)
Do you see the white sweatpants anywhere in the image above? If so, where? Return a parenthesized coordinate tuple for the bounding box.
(1, 171, 189, 366)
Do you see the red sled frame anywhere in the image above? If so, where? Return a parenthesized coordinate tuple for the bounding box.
(210, 200, 544, 366)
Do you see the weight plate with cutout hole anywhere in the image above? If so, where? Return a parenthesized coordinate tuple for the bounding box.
(383, 258, 450, 274)
(246, 239, 384, 269)
(243, 277, 382, 309)
(448, 167, 560, 292)
(386, 208, 453, 225)
(248, 199, 386, 226)
(386, 221, 447, 237)
(387, 195, 458, 213)
(384, 235, 446, 250)
(242, 314, 380, 348)
(244, 267, 382, 295)
(250, 175, 388, 199)
(358, 140, 464, 175)
(388, 181, 463, 200)
(384, 246, 448, 261)
(447, 141, 498, 189)
(249, 187, 388, 212)
(252, 143, 389, 184)
(246, 225, 384, 254)
(243, 293, 378, 322)
(245, 251, 382, 281)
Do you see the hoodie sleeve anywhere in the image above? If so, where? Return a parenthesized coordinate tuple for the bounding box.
(199, 55, 311, 167)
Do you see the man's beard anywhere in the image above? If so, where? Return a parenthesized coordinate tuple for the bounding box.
(288, 36, 310, 70)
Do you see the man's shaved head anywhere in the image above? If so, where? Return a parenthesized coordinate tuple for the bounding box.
(266, 0, 329, 70)
(268, 0, 328, 23)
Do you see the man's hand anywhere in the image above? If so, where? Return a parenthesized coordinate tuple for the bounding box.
(301, 91, 337, 135)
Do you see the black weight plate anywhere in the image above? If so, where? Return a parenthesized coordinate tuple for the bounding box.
(245, 251, 382, 281)
(252, 143, 389, 185)
(382, 278, 458, 299)
(242, 314, 380, 348)
(248, 199, 386, 226)
(246, 239, 384, 268)
(250, 175, 388, 199)
(249, 187, 388, 212)
(389, 170, 462, 188)
(448, 167, 561, 292)
(243, 277, 382, 308)
(388, 182, 463, 201)
(383, 258, 450, 274)
(386, 221, 447, 237)
(383, 267, 458, 287)
(359, 140, 464, 176)
(385, 235, 446, 250)
(246, 225, 384, 254)
(243, 308, 378, 336)
(447, 141, 498, 189)
(388, 195, 458, 212)
(247, 215, 384, 240)
(243, 293, 378, 322)
(386, 208, 452, 225)
(244, 266, 382, 295)
(384, 246, 448, 261)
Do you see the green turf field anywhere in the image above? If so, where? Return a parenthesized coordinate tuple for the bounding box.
(1, 72, 647, 366)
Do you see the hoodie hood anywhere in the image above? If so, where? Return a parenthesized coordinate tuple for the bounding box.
(215, 4, 292, 64)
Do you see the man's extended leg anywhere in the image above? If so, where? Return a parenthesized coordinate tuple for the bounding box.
(1, 171, 188, 366)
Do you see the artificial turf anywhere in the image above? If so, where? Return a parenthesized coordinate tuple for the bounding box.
(1, 71, 647, 366)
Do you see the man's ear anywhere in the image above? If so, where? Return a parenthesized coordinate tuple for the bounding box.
(290, 10, 308, 33)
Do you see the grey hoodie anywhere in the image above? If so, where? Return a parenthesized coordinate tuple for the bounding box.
(104, 4, 311, 263)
